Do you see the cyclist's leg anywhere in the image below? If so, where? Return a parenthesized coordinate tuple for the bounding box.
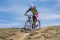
(32, 16, 34, 29)
(32, 20, 34, 29)
(33, 16, 36, 29)
(35, 12, 39, 22)
(35, 16, 38, 22)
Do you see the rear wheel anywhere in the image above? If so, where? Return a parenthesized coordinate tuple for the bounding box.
(34, 20, 41, 30)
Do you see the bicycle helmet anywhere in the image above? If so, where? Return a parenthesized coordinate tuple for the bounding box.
(30, 3, 34, 7)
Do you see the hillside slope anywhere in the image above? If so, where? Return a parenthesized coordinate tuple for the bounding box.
(0, 28, 29, 40)
(0, 26, 60, 40)
(24, 26, 60, 40)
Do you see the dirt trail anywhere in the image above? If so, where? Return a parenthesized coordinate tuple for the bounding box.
(13, 32, 29, 40)
(18, 33, 29, 40)
(24, 30, 42, 40)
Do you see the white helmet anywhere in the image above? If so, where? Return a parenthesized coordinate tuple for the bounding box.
(30, 3, 34, 7)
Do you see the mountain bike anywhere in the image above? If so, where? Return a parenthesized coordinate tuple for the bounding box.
(24, 15, 41, 33)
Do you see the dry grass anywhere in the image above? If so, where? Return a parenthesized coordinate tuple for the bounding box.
(0, 26, 60, 40)
(0, 28, 20, 40)
(24, 26, 60, 40)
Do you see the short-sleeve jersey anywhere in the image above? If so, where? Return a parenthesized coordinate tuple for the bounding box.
(26, 7, 37, 15)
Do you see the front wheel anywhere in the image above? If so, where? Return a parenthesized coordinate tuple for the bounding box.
(24, 20, 32, 33)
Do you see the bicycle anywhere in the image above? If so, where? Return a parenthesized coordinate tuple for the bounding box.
(24, 15, 41, 33)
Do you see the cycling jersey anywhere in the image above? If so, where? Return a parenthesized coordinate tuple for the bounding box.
(26, 7, 37, 15)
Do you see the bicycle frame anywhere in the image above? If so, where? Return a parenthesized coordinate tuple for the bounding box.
(25, 15, 40, 33)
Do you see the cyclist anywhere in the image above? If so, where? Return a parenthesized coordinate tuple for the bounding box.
(25, 4, 39, 22)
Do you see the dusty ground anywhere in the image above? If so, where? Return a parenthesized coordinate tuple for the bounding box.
(0, 28, 29, 40)
(24, 26, 60, 40)
(0, 26, 60, 40)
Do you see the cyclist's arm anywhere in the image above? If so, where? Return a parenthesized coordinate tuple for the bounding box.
(34, 7, 38, 13)
(25, 8, 31, 16)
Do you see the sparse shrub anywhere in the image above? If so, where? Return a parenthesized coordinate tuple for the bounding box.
(28, 37, 32, 39)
